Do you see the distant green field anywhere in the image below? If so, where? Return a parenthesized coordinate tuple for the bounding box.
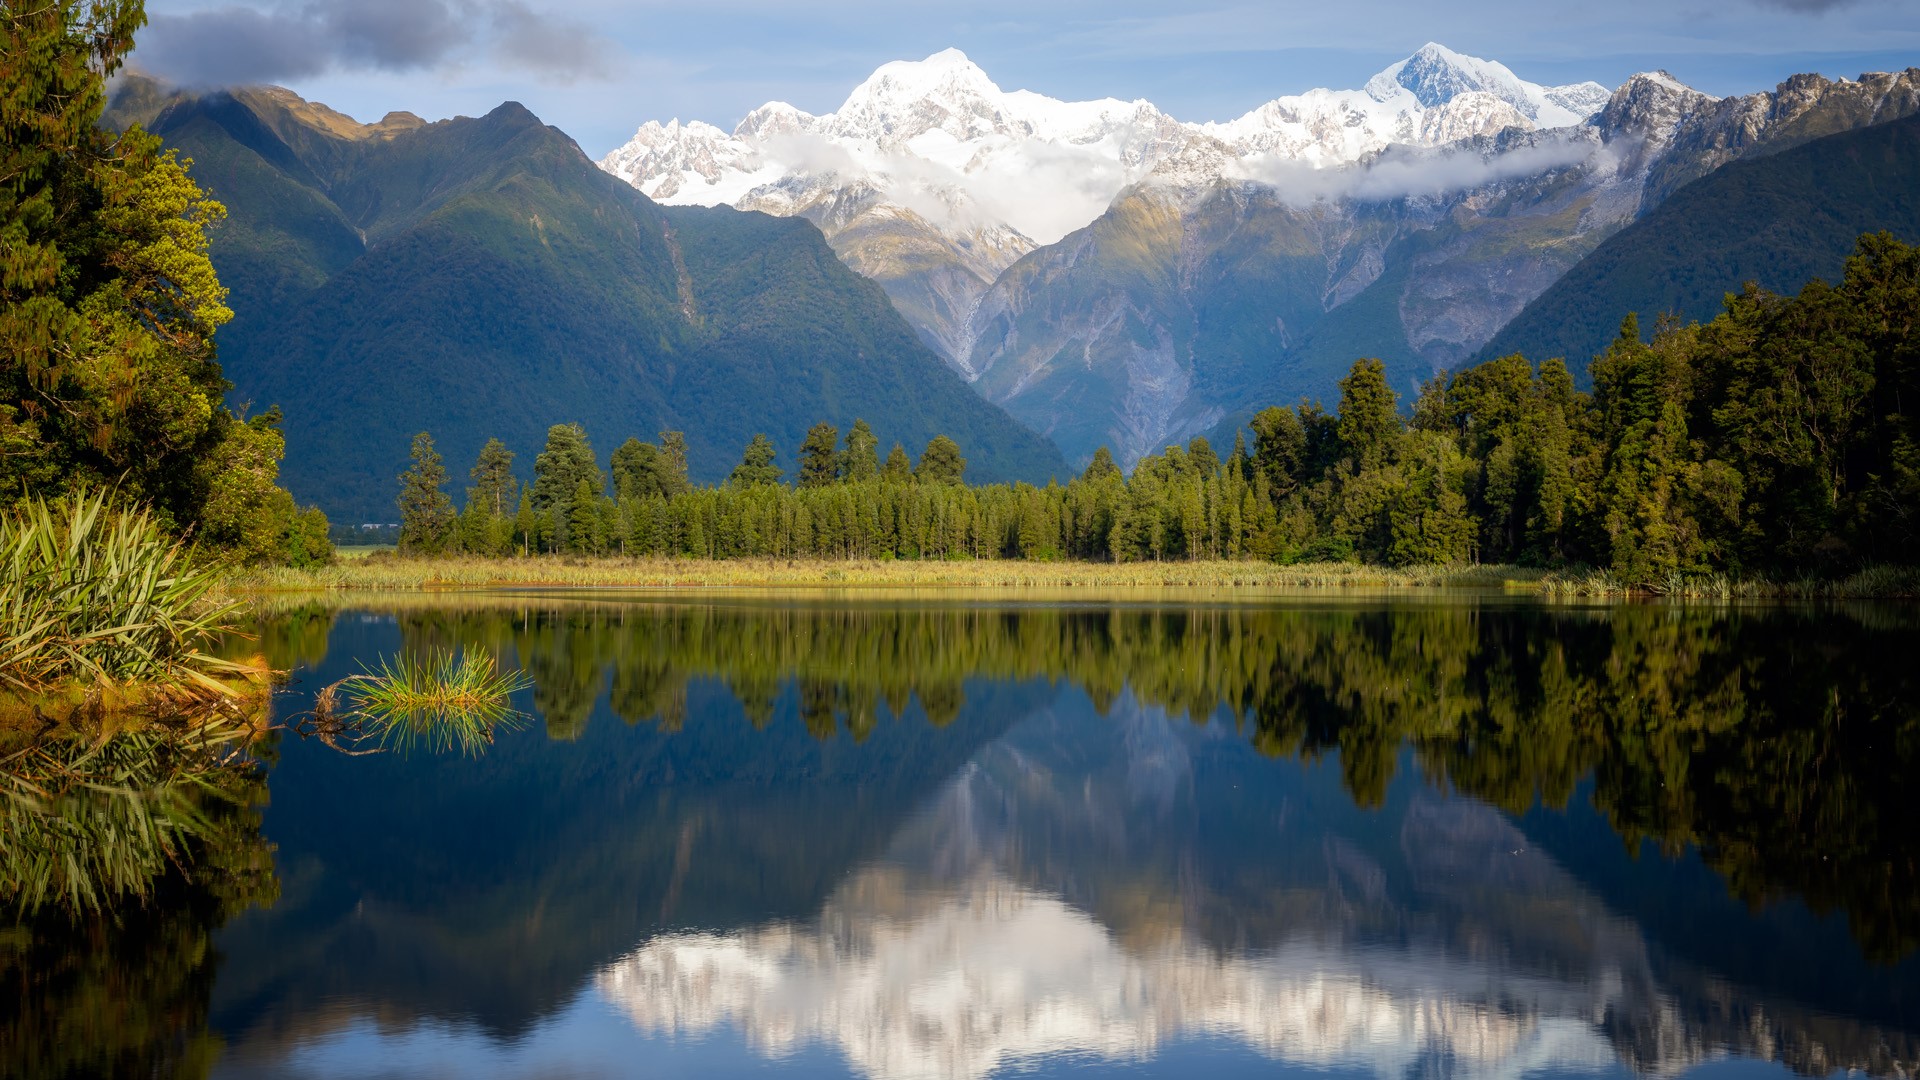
(333, 545, 397, 560)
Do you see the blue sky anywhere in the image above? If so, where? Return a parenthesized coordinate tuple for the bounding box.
(135, 0, 1920, 155)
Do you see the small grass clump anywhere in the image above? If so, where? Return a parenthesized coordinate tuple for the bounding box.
(0, 490, 249, 699)
(313, 650, 530, 756)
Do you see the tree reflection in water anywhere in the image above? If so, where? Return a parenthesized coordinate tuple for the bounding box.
(0, 719, 277, 1080)
(8, 594, 1914, 1079)
(295, 595, 1916, 964)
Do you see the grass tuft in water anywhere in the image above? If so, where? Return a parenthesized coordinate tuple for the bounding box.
(313, 651, 531, 756)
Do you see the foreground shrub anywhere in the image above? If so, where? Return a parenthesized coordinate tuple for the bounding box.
(0, 491, 243, 694)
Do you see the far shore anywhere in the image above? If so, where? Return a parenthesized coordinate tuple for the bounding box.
(224, 556, 1536, 592)
(218, 556, 1920, 599)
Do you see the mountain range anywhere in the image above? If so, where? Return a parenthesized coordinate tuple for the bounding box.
(604, 46, 1920, 466)
(107, 43, 1920, 511)
(106, 80, 1067, 521)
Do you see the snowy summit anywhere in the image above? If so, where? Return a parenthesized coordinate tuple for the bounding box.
(598, 44, 1612, 248)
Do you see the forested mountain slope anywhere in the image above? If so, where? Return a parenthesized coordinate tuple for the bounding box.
(109, 81, 1066, 520)
(1479, 111, 1920, 370)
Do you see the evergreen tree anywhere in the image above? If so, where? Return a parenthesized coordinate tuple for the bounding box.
(1227, 431, 1251, 482)
(658, 431, 691, 496)
(513, 490, 537, 556)
(531, 423, 602, 549)
(196, 407, 332, 565)
(531, 423, 602, 509)
(916, 435, 966, 484)
(1082, 446, 1121, 482)
(730, 434, 782, 486)
(611, 437, 662, 499)
(397, 432, 455, 554)
(569, 478, 601, 554)
(882, 443, 914, 483)
(798, 422, 841, 488)
(844, 419, 880, 482)
(1249, 406, 1305, 498)
(0, 0, 297, 545)
(1335, 358, 1401, 471)
(468, 438, 518, 517)
(1187, 436, 1220, 477)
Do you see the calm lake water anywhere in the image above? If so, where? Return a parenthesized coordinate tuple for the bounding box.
(10, 591, 1919, 1079)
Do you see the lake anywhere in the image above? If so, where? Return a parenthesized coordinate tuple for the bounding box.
(8, 590, 1918, 1079)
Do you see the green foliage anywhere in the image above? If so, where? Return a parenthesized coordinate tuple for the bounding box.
(125, 85, 1066, 521)
(194, 408, 333, 567)
(798, 422, 841, 488)
(729, 434, 782, 488)
(0, 5, 327, 572)
(0, 490, 243, 694)
(327, 650, 530, 756)
(396, 432, 454, 555)
(915, 435, 966, 485)
(882, 443, 913, 483)
(843, 419, 879, 482)
(372, 233, 1919, 584)
(467, 438, 517, 518)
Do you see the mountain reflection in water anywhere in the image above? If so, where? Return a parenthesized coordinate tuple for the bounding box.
(10, 593, 1914, 1080)
(597, 704, 1636, 1080)
(590, 695, 1889, 1080)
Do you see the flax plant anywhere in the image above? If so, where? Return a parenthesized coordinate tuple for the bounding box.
(0, 490, 245, 696)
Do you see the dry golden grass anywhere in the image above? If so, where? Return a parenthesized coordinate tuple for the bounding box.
(223, 555, 1548, 593)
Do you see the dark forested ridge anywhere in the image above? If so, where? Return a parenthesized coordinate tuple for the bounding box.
(1481, 111, 1920, 371)
(108, 81, 1066, 521)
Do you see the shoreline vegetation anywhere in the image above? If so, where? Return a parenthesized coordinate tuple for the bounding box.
(218, 553, 1920, 600)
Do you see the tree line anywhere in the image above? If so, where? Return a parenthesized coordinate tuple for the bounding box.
(396, 232, 1920, 583)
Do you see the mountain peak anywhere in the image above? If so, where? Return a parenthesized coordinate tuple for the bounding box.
(839, 48, 1003, 111)
(827, 48, 1011, 145)
(1361, 43, 1607, 124)
(1369, 43, 1526, 110)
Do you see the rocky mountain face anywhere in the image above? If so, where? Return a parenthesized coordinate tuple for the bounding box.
(602, 48, 1920, 468)
(599, 44, 1606, 378)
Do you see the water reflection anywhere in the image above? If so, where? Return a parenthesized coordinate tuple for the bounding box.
(12, 593, 1913, 1080)
(594, 695, 1916, 1080)
(0, 719, 278, 1080)
(247, 594, 1920, 965)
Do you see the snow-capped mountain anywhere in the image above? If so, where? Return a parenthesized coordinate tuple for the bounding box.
(603, 44, 1605, 245)
(598, 44, 1608, 363)
(600, 47, 1920, 474)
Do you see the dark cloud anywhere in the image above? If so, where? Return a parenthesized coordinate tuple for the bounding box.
(137, 0, 612, 87)
(488, 0, 616, 82)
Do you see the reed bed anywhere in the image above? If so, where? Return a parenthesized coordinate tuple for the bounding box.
(224, 555, 1543, 593)
(0, 491, 249, 698)
(1538, 565, 1920, 600)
